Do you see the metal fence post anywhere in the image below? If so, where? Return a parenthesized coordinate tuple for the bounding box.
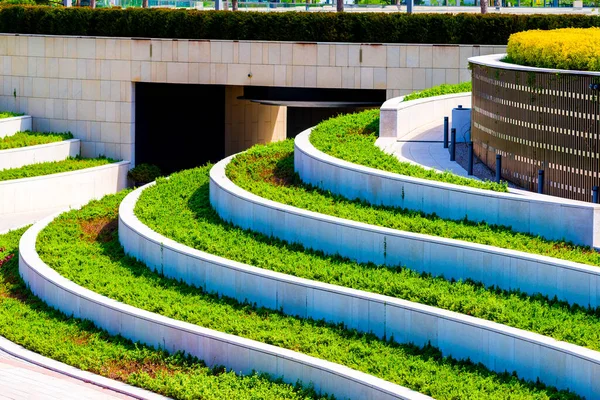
(538, 169, 544, 194)
(450, 128, 456, 162)
(467, 142, 473, 176)
(495, 154, 501, 183)
(593, 186, 599, 204)
(443, 116, 449, 149)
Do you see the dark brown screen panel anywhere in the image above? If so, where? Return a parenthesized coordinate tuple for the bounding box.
(471, 64, 600, 202)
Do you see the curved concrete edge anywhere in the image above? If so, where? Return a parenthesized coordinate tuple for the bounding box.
(119, 161, 600, 399)
(0, 115, 32, 138)
(0, 161, 130, 219)
(469, 53, 600, 77)
(0, 335, 167, 400)
(295, 126, 600, 248)
(0, 139, 80, 171)
(20, 214, 427, 400)
(379, 92, 471, 139)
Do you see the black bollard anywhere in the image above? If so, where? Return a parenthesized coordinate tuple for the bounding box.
(467, 142, 474, 176)
(443, 117, 449, 149)
(495, 154, 501, 183)
(593, 186, 599, 204)
(538, 169, 544, 194)
(450, 128, 456, 162)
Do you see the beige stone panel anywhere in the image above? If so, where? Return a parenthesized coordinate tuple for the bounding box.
(386, 46, 400, 68)
(406, 46, 419, 68)
(292, 43, 317, 66)
(120, 122, 134, 144)
(459, 68, 471, 83)
(281, 43, 293, 65)
(48, 78, 59, 99)
(150, 40, 163, 62)
(329, 45, 336, 66)
(227, 64, 252, 86)
(58, 79, 69, 99)
(32, 77, 49, 98)
(76, 100, 95, 121)
(49, 118, 68, 134)
(44, 99, 54, 119)
(250, 64, 274, 86)
(77, 59, 87, 80)
(317, 44, 329, 66)
(12, 56, 27, 77)
(419, 45, 433, 68)
(105, 39, 119, 60)
(16, 37, 28, 57)
(140, 62, 151, 82)
(100, 81, 111, 101)
(77, 38, 96, 59)
(110, 81, 121, 102)
(317, 66, 341, 88)
(5, 36, 16, 56)
(27, 97, 45, 119)
(80, 141, 95, 158)
(177, 41, 189, 62)
(198, 63, 210, 83)
(27, 58, 36, 77)
(268, 43, 281, 65)
(305, 66, 317, 88)
(360, 67, 374, 89)
(413, 68, 426, 90)
(354, 67, 361, 88)
(335, 45, 348, 67)
(166, 62, 189, 83)
(132, 40, 151, 61)
(222, 42, 234, 64)
(262, 44, 269, 64)
(424, 68, 432, 89)
(348, 45, 360, 67)
(209, 41, 222, 64)
(90, 121, 101, 142)
(120, 143, 134, 164)
(104, 143, 119, 160)
(187, 41, 207, 63)
(86, 59, 97, 80)
(445, 69, 459, 85)
(82, 80, 101, 101)
(432, 68, 446, 86)
(77, 120, 92, 141)
(433, 46, 459, 69)
(493, 46, 507, 54)
(479, 46, 496, 56)
(22, 77, 33, 98)
(120, 82, 132, 102)
(341, 67, 354, 88)
(72, 80, 82, 100)
(58, 59, 76, 79)
(373, 67, 386, 90)
(215, 63, 228, 84)
(285, 66, 293, 86)
(188, 63, 200, 84)
(35, 57, 46, 78)
(131, 61, 141, 81)
(292, 65, 305, 87)
(101, 121, 121, 143)
(250, 42, 262, 65)
(36, 118, 50, 133)
(95, 141, 105, 156)
(459, 46, 474, 69)
(386, 68, 412, 90)
(2, 57, 10, 76)
(110, 60, 131, 81)
(161, 41, 173, 62)
(95, 101, 106, 122)
(233, 42, 239, 63)
(0, 37, 7, 56)
(95, 39, 106, 60)
(238, 42, 251, 64)
(360, 45, 386, 68)
(28, 37, 45, 57)
(274, 65, 287, 87)
(99, 59, 111, 81)
(152, 62, 167, 83)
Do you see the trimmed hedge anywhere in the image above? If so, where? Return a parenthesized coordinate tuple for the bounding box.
(3, 6, 600, 44)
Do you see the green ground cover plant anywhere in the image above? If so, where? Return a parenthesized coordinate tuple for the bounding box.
(0, 156, 115, 181)
(0, 131, 73, 150)
(0, 111, 23, 119)
(0, 228, 328, 400)
(36, 190, 581, 400)
(402, 81, 472, 101)
(227, 140, 600, 267)
(2, 6, 600, 45)
(309, 108, 507, 192)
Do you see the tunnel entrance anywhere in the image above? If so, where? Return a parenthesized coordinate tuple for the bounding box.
(135, 83, 225, 175)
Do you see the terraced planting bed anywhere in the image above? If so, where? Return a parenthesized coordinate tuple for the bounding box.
(0, 111, 23, 119)
(227, 140, 600, 267)
(0, 131, 73, 150)
(0, 157, 114, 181)
(0, 227, 328, 400)
(28, 187, 578, 400)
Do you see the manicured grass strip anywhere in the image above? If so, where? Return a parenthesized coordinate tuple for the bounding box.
(0, 111, 23, 119)
(0, 131, 73, 150)
(37, 191, 580, 400)
(0, 228, 324, 400)
(309, 104, 507, 193)
(227, 140, 600, 268)
(0, 156, 115, 182)
(402, 81, 472, 102)
(139, 167, 600, 353)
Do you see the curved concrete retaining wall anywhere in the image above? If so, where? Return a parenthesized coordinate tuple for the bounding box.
(0, 161, 129, 219)
(297, 117, 600, 249)
(0, 115, 32, 137)
(20, 215, 427, 400)
(0, 139, 80, 171)
(122, 178, 600, 399)
(213, 155, 600, 309)
(379, 92, 471, 139)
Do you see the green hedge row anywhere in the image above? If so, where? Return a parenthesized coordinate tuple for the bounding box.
(3, 6, 600, 44)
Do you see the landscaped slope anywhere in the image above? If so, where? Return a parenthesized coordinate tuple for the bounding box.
(0, 228, 323, 400)
(309, 108, 507, 192)
(0, 111, 23, 119)
(0, 131, 73, 150)
(34, 188, 578, 400)
(0, 157, 114, 181)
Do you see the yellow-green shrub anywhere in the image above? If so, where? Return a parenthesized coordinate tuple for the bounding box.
(507, 27, 600, 71)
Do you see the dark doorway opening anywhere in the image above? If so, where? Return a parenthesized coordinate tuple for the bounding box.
(135, 83, 225, 175)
